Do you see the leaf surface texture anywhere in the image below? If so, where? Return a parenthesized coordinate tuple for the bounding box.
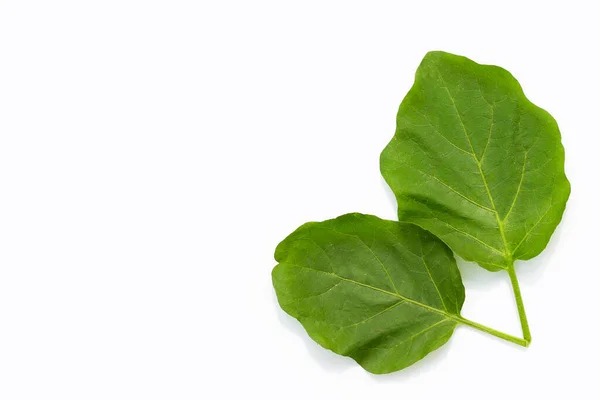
(272, 213, 464, 374)
(380, 51, 570, 270)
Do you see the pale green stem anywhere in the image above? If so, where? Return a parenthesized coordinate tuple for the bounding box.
(454, 315, 529, 347)
(507, 260, 531, 344)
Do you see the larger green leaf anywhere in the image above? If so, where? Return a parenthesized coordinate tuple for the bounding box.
(381, 51, 570, 272)
(273, 213, 467, 374)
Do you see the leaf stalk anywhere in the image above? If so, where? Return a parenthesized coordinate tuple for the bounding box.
(506, 260, 531, 344)
(454, 315, 529, 347)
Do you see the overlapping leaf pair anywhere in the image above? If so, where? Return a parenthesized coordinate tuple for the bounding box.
(272, 51, 570, 374)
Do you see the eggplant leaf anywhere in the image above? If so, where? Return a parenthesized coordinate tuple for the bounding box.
(272, 213, 524, 374)
(381, 51, 569, 270)
(380, 51, 570, 342)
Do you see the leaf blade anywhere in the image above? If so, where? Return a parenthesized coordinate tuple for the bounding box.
(272, 213, 464, 374)
(381, 51, 570, 270)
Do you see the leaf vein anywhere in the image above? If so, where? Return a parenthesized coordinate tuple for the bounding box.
(421, 255, 448, 311)
(511, 206, 552, 255)
(342, 301, 405, 328)
(435, 66, 509, 258)
(413, 169, 494, 213)
(361, 318, 451, 352)
(328, 227, 401, 295)
(283, 263, 456, 320)
(503, 151, 528, 223)
(430, 217, 504, 255)
(407, 105, 473, 156)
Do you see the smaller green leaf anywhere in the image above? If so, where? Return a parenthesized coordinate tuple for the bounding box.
(272, 213, 466, 374)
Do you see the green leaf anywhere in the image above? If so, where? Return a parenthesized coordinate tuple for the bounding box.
(381, 51, 570, 272)
(272, 213, 525, 374)
(380, 51, 570, 343)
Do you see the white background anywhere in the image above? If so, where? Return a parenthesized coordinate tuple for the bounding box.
(0, 1, 597, 399)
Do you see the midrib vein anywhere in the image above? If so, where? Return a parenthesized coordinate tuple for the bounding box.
(287, 263, 458, 322)
(479, 163, 510, 260)
(436, 67, 511, 264)
(332, 223, 449, 312)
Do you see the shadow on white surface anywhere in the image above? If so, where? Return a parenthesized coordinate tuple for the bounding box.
(379, 177, 397, 214)
(274, 296, 354, 373)
(271, 176, 562, 379)
(516, 210, 568, 285)
(456, 256, 503, 289)
(456, 208, 568, 287)
(380, 171, 567, 288)
(366, 338, 453, 382)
